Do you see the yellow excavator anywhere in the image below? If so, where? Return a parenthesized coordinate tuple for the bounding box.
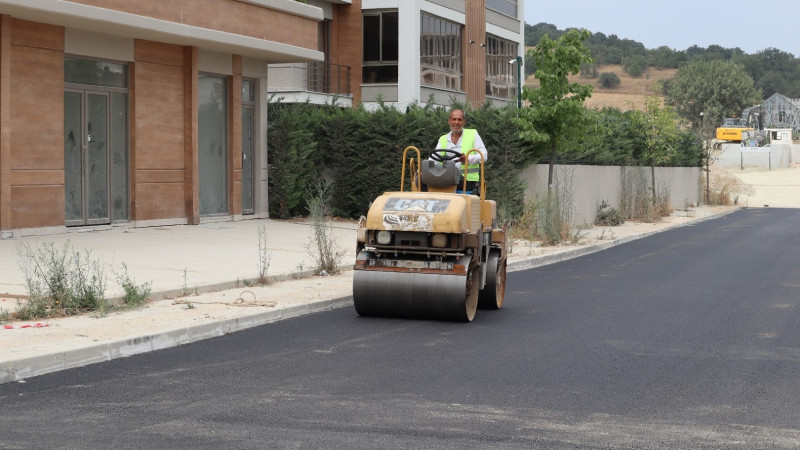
(716, 118, 753, 141)
(352, 146, 507, 322)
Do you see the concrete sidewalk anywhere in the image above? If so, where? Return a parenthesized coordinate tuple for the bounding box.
(0, 218, 359, 300)
(0, 207, 737, 384)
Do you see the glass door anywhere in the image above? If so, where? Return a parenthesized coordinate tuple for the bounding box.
(241, 79, 255, 215)
(198, 74, 228, 216)
(64, 90, 111, 226)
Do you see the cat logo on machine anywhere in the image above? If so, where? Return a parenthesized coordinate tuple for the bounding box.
(382, 213, 434, 231)
(383, 198, 450, 213)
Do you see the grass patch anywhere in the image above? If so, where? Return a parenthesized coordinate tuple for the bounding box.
(115, 262, 152, 308)
(13, 241, 154, 321)
(305, 178, 345, 275)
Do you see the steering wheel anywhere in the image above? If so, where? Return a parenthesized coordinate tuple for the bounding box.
(429, 149, 461, 162)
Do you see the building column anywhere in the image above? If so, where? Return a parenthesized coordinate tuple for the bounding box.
(229, 55, 242, 217)
(184, 45, 199, 224)
(464, 0, 487, 108)
(0, 15, 10, 233)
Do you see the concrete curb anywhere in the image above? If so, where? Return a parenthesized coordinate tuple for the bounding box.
(0, 296, 355, 383)
(0, 208, 738, 384)
(508, 207, 738, 273)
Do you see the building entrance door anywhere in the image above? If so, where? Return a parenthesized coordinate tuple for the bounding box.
(64, 90, 111, 226)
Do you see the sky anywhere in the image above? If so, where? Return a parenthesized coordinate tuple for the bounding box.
(524, 0, 800, 57)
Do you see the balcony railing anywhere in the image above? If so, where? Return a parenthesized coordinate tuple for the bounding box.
(307, 62, 351, 96)
(268, 62, 352, 97)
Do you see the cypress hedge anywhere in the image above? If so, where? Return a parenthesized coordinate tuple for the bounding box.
(267, 100, 534, 220)
(266, 100, 701, 221)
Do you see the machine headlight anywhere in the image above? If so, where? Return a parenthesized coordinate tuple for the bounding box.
(376, 230, 392, 245)
(431, 233, 447, 248)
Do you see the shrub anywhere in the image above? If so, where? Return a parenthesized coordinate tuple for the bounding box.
(15, 241, 108, 318)
(624, 55, 647, 78)
(115, 262, 152, 307)
(598, 72, 621, 89)
(305, 177, 345, 274)
(595, 200, 624, 226)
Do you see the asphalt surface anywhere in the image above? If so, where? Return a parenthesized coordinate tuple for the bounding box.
(0, 208, 799, 448)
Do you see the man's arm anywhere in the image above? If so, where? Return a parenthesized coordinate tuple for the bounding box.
(467, 133, 488, 165)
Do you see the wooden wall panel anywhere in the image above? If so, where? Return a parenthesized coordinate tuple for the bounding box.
(132, 40, 187, 222)
(10, 19, 64, 50)
(133, 62, 185, 169)
(333, 0, 361, 104)
(464, 1, 486, 108)
(0, 15, 11, 230)
(134, 183, 185, 220)
(135, 39, 183, 67)
(10, 45, 63, 170)
(8, 19, 65, 229)
(10, 170, 62, 185)
(183, 45, 199, 224)
(70, 0, 318, 50)
(10, 186, 63, 229)
(134, 169, 183, 184)
(229, 55, 242, 215)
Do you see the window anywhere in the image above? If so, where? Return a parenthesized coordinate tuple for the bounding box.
(363, 11, 398, 83)
(65, 58, 127, 88)
(485, 35, 518, 100)
(420, 13, 462, 91)
(198, 74, 228, 216)
(487, 0, 518, 18)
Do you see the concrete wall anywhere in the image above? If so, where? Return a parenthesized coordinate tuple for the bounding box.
(716, 143, 798, 169)
(519, 164, 702, 225)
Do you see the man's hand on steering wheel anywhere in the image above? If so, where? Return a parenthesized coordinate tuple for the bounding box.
(430, 149, 462, 162)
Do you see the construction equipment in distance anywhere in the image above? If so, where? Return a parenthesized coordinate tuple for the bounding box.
(352, 146, 507, 322)
(716, 117, 754, 141)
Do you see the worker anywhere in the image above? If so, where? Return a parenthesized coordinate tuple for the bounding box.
(434, 108, 488, 193)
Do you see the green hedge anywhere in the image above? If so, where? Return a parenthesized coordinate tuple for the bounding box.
(266, 100, 701, 221)
(267, 100, 534, 220)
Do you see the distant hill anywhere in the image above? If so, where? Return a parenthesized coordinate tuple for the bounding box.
(525, 64, 675, 111)
(525, 23, 800, 100)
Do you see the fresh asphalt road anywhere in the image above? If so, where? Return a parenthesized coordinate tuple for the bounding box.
(1, 208, 799, 449)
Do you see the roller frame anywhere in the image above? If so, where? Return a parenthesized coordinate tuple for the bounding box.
(353, 254, 479, 322)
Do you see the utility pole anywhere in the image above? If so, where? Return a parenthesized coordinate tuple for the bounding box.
(509, 56, 522, 108)
(701, 111, 710, 204)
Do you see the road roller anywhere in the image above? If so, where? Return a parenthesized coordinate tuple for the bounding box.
(353, 146, 507, 322)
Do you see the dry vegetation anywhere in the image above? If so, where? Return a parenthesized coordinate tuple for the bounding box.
(705, 162, 755, 205)
(525, 64, 677, 111)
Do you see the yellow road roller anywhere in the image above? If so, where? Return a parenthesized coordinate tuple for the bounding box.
(353, 146, 507, 322)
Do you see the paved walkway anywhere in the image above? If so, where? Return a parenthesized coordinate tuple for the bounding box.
(0, 208, 738, 383)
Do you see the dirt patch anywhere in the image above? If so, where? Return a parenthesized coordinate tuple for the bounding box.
(525, 65, 677, 111)
(718, 166, 800, 208)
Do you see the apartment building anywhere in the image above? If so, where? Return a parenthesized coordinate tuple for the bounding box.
(268, 0, 525, 110)
(0, 0, 323, 237)
(0, 0, 523, 236)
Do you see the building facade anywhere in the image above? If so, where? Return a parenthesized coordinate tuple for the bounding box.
(0, 0, 324, 237)
(268, 0, 525, 110)
(0, 0, 524, 236)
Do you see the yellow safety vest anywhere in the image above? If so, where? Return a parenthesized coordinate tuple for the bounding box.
(438, 129, 480, 182)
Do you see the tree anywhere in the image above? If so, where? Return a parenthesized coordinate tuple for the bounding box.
(623, 54, 647, 77)
(632, 94, 681, 205)
(525, 22, 563, 46)
(515, 29, 594, 186)
(665, 59, 761, 132)
(598, 72, 621, 89)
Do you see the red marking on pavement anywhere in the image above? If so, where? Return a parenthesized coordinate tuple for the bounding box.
(2, 323, 49, 330)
